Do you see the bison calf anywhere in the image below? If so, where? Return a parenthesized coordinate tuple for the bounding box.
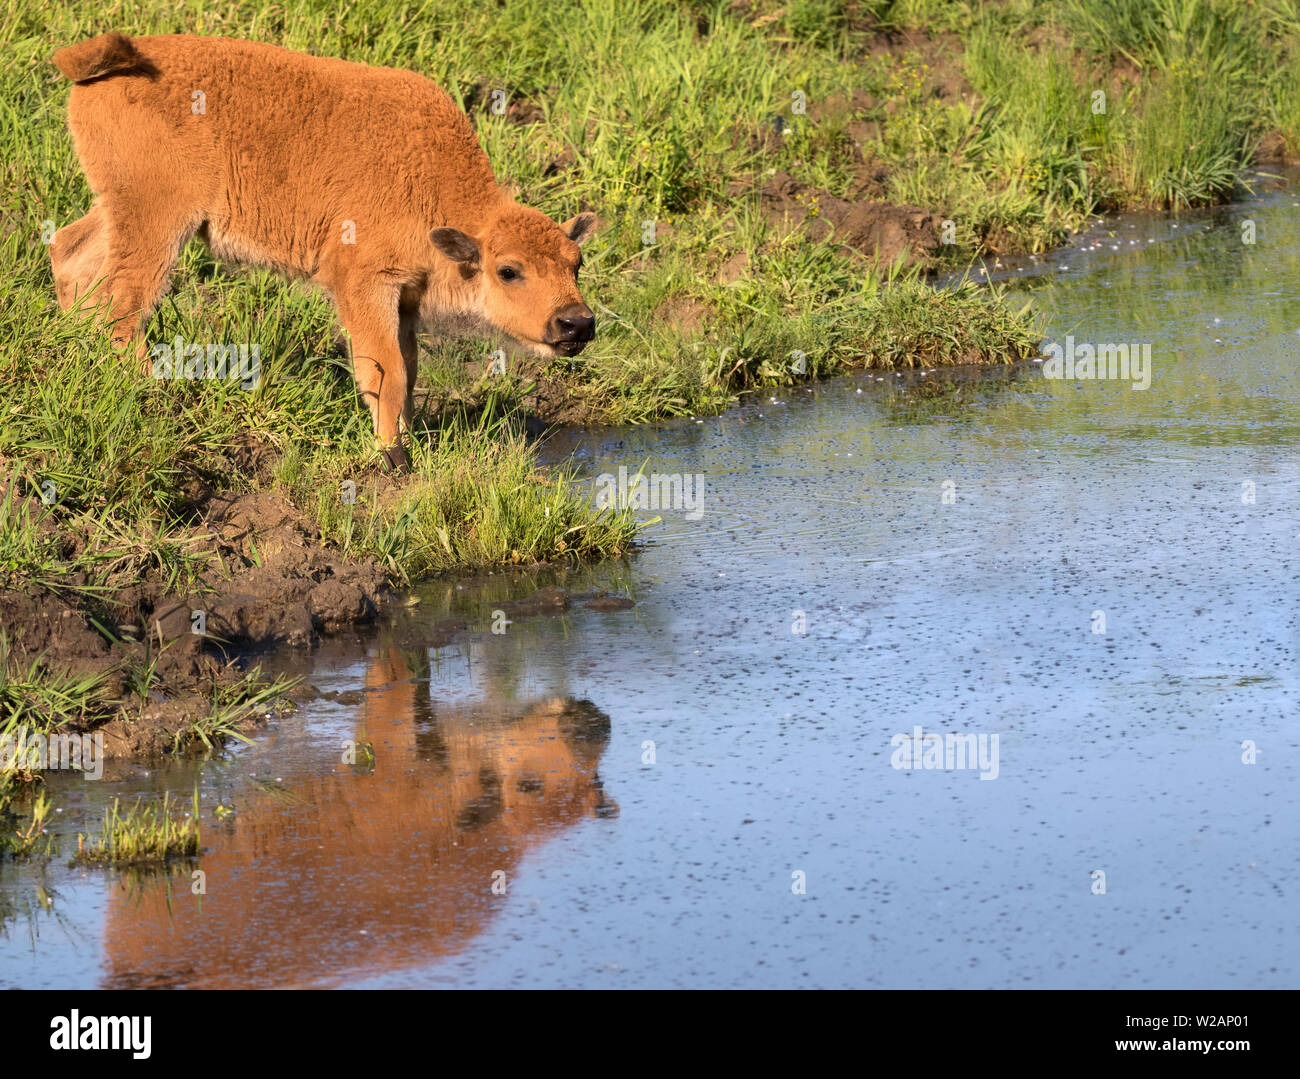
(49, 33, 596, 470)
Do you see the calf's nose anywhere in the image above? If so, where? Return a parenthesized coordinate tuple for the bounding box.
(551, 303, 595, 342)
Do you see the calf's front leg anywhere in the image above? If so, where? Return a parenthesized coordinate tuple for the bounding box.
(335, 288, 411, 471)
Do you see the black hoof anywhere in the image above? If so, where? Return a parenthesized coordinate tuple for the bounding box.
(381, 444, 411, 473)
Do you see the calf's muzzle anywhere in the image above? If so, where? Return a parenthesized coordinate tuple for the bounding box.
(546, 302, 595, 355)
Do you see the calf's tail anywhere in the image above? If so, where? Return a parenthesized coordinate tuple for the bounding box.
(52, 32, 146, 83)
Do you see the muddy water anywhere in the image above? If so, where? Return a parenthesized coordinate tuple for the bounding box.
(4, 180, 1299, 989)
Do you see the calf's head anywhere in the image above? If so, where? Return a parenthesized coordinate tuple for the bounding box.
(432, 206, 598, 358)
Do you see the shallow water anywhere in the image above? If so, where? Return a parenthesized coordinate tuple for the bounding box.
(4, 178, 1299, 989)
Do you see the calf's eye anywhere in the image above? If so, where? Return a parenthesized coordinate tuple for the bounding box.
(498, 266, 519, 282)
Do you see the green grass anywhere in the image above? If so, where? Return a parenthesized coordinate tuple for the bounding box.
(0, 626, 301, 751)
(0, 772, 53, 859)
(296, 412, 639, 580)
(73, 789, 200, 866)
(0, 633, 116, 735)
(1060, 0, 1279, 209)
(173, 664, 299, 752)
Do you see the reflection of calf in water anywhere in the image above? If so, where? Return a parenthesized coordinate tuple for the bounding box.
(103, 645, 617, 989)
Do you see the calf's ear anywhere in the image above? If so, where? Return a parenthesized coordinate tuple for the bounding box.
(431, 228, 480, 264)
(561, 212, 598, 247)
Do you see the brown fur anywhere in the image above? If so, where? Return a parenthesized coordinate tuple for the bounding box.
(52, 32, 148, 82)
(49, 33, 597, 467)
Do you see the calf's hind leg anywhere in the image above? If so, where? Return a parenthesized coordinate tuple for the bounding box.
(398, 307, 421, 438)
(93, 195, 195, 361)
(50, 202, 110, 311)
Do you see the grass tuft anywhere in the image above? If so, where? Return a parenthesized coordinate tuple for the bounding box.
(74, 789, 201, 866)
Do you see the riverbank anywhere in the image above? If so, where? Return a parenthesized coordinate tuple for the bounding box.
(3, 0, 1298, 769)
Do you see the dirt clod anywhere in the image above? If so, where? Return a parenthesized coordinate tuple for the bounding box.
(760, 170, 941, 269)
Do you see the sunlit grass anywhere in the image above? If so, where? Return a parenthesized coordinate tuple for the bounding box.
(74, 789, 201, 866)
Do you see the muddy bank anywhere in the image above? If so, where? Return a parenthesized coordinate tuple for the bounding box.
(1, 470, 636, 758)
(1, 486, 393, 757)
